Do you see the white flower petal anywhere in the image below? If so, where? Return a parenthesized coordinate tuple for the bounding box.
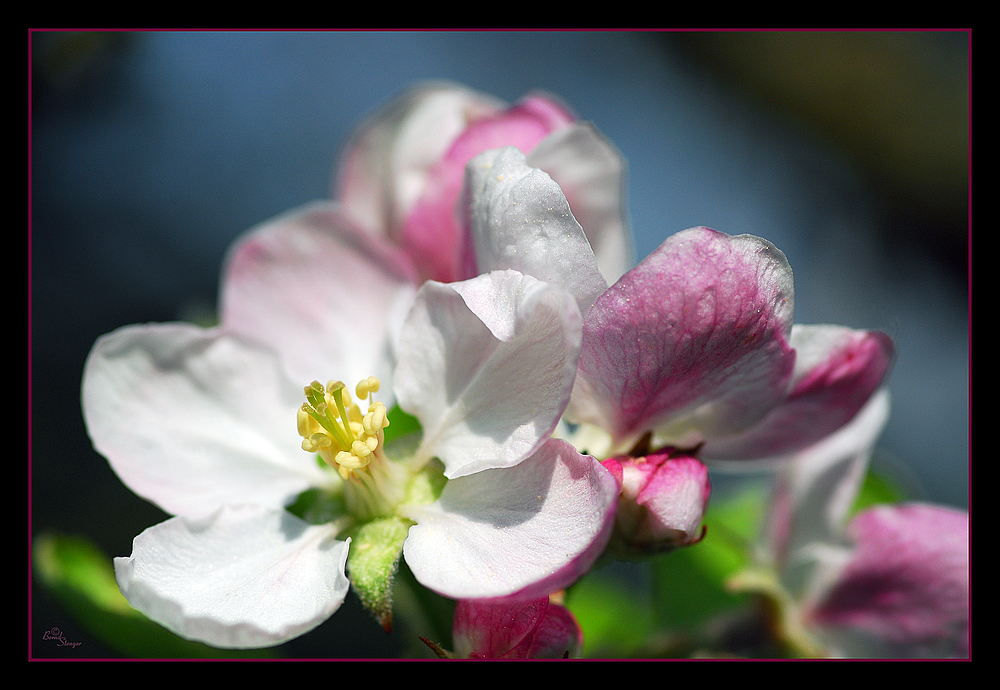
(401, 439, 618, 599)
(82, 322, 330, 517)
(220, 201, 418, 392)
(115, 506, 349, 649)
(528, 122, 633, 285)
(395, 270, 582, 478)
(762, 390, 891, 594)
(466, 147, 609, 315)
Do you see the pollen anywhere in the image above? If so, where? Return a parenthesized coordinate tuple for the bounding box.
(298, 376, 390, 480)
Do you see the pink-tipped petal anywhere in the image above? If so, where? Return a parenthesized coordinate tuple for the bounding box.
(569, 227, 796, 447)
(703, 325, 895, 461)
(82, 323, 329, 518)
(400, 95, 575, 282)
(808, 504, 969, 658)
(220, 201, 418, 391)
(115, 506, 349, 649)
(334, 82, 503, 240)
(396, 270, 582, 478)
(762, 390, 891, 575)
(466, 146, 609, 315)
(402, 439, 618, 600)
(602, 451, 711, 556)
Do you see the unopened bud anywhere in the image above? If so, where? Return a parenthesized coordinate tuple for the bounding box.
(601, 449, 710, 558)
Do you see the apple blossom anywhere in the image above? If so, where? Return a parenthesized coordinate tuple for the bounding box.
(464, 146, 895, 466)
(335, 82, 632, 286)
(221, 83, 630, 396)
(741, 392, 970, 658)
(83, 209, 619, 648)
(85, 82, 635, 649)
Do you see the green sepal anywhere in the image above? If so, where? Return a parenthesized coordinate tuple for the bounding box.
(345, 515, 412, 632)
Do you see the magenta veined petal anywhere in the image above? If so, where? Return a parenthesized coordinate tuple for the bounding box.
(808, 503, 969, 658)
(703, 325, 895, 462)
(569, 226, 796, 448)
(452, 596, 583, 659)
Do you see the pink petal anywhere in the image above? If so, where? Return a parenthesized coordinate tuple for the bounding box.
(703, 325, 895, 461)
(632, 454, 711, 546)
(401, 439, 618, 600)
(334, 82, 504, 240)
(220, 201, 418, 391)
(400, 95, 575, 282)
(602, 451, 711, 556)
(809, 503, 970, 658)
(568, 227, 796, 448)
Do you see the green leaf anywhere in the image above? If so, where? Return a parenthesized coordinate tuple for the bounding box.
(383, 404, 422, 445)
(650, 482, 766, 632)
(345, 516, 412, 632)
(850, 468, 908, 516)
(566, 564, 655, 658)
(32, 532, 273, 658)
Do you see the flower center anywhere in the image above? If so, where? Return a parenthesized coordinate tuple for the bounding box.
(298, 376, 412, 522)
(298, 376, 390, 481)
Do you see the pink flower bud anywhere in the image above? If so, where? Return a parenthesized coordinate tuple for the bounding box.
(601, 450, 711, 557)
(452, 596, 583, 659)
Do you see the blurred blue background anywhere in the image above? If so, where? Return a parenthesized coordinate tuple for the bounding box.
(30, 30, 969, 658)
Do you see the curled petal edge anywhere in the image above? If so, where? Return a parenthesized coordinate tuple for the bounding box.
(115, 506, 349, 649)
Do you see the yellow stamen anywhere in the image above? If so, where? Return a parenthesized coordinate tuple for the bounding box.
(356, 376, 380, 400)
(298, 376, 390, 480)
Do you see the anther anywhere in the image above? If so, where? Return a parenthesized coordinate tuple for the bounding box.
(356, 376, 381, 400)
(298, 375, 390, 478)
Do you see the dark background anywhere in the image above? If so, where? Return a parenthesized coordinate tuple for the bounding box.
(30, 30, 969, 658)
